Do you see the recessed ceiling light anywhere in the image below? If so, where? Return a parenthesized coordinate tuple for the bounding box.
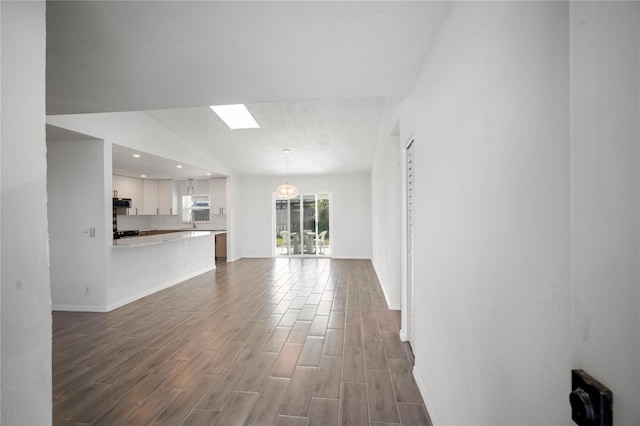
(210, 104, 260, 130)
(132, 154, 141, 158)
(141, 174, 146, 178)
(206, 172, 211, 176)
(176, 165, 182, 168)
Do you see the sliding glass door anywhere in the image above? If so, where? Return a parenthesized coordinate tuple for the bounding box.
(275, 193, 330, 257)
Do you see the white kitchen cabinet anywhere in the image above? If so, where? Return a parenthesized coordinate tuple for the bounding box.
(130, 179, 142, 215)
(113, 175, 143, 215)
(158, 180, 178, 215)
(110, 178, 177, 216)
(210, 178, 227, 214)
(142, 179, 159, 215)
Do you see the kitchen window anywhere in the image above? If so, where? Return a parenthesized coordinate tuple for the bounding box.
(183, 195, 210, 223)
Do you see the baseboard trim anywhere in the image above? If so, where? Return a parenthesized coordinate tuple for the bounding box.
(379, 276, 401, 310)
(399, 329, 408, 342)
(52, 304, 107, 313)
(106, 265, 215, 312)
(372, 263, 401, 311)
(413, 364, 439, 425)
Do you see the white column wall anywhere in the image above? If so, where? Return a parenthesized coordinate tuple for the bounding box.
(47, 139, 108, 311)
(0, 1, 51, 423)
(399, 2, 571, 424)
(570, 3, 640, 424)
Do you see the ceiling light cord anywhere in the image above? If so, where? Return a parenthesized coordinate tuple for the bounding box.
(285, 150, 290, 185)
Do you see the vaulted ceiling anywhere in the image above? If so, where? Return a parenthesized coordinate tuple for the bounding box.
(46, 1, 451, 177)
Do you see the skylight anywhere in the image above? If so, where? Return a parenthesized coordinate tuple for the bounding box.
(210, 104, 260, 130)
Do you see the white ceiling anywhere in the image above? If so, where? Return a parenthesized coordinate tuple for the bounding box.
(46, 1, 451, 178)
(111, 144, 224, 180)
(144, 98, 386, 177)
(46, 124, 224, 179)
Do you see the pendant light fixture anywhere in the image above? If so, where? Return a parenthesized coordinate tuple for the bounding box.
(276, 149, 299, 199)
(187, 178, 194, 195)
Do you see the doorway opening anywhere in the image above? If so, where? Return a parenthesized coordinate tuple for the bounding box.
(275, 193, 330, 257)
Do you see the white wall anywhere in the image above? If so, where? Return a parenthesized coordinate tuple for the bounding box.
(47, 139, 108, 311)
(116, 214, 184, 231)
(398, 2, 571, 424)
(371, 98, 403, 310)
(0, 1, 51, 423)
(239, 175, 371, 259)
(570, 3, 640, 424)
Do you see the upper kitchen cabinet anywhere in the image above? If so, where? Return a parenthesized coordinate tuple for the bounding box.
(143, 179, 178, 215)
(142, 179, 159, 215)
(158, 180, 178, 215)
(210, 178, 227, 214)
(114, 176, 179, 216)
(113, 175, 142, 215)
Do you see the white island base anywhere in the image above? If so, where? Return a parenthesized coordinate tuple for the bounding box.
(108, 231, 217, 312)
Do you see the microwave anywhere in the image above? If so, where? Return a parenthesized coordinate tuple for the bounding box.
(113, 198, 132, 208)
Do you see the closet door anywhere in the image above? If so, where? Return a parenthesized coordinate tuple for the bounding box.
(406, 140, 415, 346)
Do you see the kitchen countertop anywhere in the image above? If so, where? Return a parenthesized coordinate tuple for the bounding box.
(112, 230, 224, 248)
(138, 227, 226, 233)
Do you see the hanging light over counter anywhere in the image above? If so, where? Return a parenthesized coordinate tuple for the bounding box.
(276, 149, 299, 199)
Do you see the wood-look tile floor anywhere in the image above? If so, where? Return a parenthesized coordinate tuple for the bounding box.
(53, 258, 432, 425)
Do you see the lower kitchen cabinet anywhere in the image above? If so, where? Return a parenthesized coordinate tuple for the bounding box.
(215, 233, 227, 260)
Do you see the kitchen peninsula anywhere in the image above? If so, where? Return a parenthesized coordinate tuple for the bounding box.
(108, 229, 225, 311)
(112, 229, 222, 247)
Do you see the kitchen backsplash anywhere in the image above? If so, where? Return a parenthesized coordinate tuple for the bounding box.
(210, 214, 227, 228)
(116, 214, 226, 231)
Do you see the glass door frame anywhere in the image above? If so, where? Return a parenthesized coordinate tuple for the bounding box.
(273, 192, 331, 258)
